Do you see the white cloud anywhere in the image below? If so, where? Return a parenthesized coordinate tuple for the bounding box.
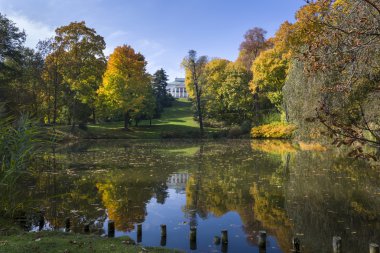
(7, 11, 55, 49)
(104, 31, 182, 81)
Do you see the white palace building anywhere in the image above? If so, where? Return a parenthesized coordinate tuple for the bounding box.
(167, 78, 189, 98)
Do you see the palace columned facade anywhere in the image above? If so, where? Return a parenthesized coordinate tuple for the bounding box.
(167, 78, 189, 98)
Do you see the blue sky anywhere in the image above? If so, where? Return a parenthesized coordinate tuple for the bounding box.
(0, 0, 305, 81)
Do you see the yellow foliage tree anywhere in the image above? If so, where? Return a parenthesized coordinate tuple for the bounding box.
(97, 45, 151, 129)
(250, 22, 293, 116)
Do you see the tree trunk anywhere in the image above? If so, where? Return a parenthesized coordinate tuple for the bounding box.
(53, 61, 58, 125)
(150, 118, 152, 126)
(92, 108, 96, 124)
(71, 100, 76, 132)
(71, 121, 75, 132)
(124, 112, 129, 130)
(194, 81, 204, 137)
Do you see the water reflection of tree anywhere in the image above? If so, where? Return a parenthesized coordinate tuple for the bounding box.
(2, 139, 379, 253)
(0, 151, 106, 232)
(96, 169, 171, 231)
(185, 141, 283, 245)
(283, 151, 380, 253)
(185, 140, 380, 253)
(0, 140, 193, 232)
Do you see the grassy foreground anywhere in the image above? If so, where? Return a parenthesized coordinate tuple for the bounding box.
(50, 99, 221, 140)
(0, 231, 181, 253)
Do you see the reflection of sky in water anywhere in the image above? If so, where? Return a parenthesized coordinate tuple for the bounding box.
(104, 188, 282, 253)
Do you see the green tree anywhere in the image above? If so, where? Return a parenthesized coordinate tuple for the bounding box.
(221, 62, 254, 124)
(38, 39, 63, 124)
(54, 21, 106, 127)
(152, 68, 172, 116)
(0, 13, 26, 111)
(98, 45, 152, 130)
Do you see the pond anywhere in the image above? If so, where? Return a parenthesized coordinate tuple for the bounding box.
(1, 140, 379, 253)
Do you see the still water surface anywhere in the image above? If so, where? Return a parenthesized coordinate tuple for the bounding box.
(1, 140, 379, 253)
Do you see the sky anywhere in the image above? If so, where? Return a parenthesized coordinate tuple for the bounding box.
(0, 0, 305, 81)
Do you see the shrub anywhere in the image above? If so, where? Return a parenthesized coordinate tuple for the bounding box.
(0, 113, 39, 184)
(240, 120, 252, 134)
(210, 129, 228, 139)
(251, 122, 296, 139)
(228, 126, 243, 138)
(203, 119, 226, 128)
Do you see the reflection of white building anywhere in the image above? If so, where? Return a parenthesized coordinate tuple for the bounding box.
(167, 173, 190, 193)
(167, 78, 189, 98)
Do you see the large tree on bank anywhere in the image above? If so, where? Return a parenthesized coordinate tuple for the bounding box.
(182, 50, 208, 136)
(52, 21, 106, 127)
(98, 45, 151, 130)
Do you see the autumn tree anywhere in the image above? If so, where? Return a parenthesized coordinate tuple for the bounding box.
(54, 21, 106, 127)
(283, 0, 380, 158)
(201, 59, 254, 125)
(236, 27, 272, 70)
(202, 58, 230, 122)
(220, 62, 254, 124)
(250, 22, 293, 118)
(98, 45, 152, 130)
(182, 50, 208, 136)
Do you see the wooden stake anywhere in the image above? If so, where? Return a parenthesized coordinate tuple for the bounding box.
(160, 224, 167, 237)
(370, 243, 380, 253)
(258, 231, 267, 249)
(108, 220, 115, 237)
(333, 236, 342, 253)
(221, 230, 228, 244)
(137, 224, 142, 243)
(65, 217, 70, 232)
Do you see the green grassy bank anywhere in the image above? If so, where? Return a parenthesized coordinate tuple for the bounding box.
(49, 99, 222, 140)
(0, 231, 181, 253)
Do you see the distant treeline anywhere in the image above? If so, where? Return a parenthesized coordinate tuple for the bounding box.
(0, 15, 173, 129)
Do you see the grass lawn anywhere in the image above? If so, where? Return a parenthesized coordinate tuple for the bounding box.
(49, 99, 222, 140)
(0, 231, 182, 253)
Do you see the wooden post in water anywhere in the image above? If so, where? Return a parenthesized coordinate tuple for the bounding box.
(370, 243, 380, 253)
(333, 236, 342, 253)
(213, 236, 221, 245)
(160, 224, 167, 237)
(258, 231, 267, 249)
(221, 230, 229, 253)
(137, 224, 142, 243)
(221, 230, 228, 244)
(160, 224, 167, 246)
(38, 213, 45, 231)
(292, 237, 301, 253)
(190, 226, 197, 250)
(84, 223, 90, 233)
(108, 220, 115, 237)
(65, 217, 71, 232)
